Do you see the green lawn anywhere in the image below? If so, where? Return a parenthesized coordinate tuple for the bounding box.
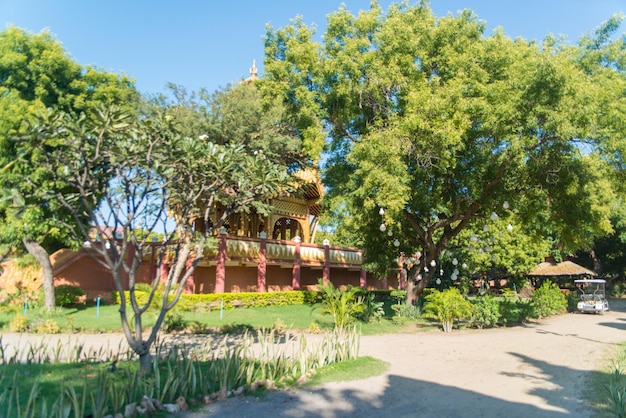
(0, 300, 432, 335)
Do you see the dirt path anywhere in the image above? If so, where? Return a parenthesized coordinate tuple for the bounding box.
(187, 300, 626, 418)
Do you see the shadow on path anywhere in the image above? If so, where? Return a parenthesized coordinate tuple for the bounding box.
(200, 362, 598, 418)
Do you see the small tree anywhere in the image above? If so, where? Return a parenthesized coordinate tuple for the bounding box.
(29, 105, 289, 374)
(423, 288, 473, 333)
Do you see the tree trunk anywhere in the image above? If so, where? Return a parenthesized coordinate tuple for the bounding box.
(139, 351, 152, 375)
(589, 249, 602, 275)
(405, 268, 430, 305)
(23, 238, 55, 310)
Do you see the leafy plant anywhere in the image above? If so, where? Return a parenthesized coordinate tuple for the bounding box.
(54, 285, 85, 307)
(423, 288, 473, 333)
(162, 312, 189, 332)
(470, 295, 500, 329)
(531, 281, 567, 318)
(356, 293, 384, 323)
(313, 279, 364, 333)
(498, 298, 536, 326)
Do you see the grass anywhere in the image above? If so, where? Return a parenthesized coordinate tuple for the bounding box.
(0, 301, 433, 335)
(586, 341, 626, 417)
(302, 356, 390, 387)
(0, 361, 139, 415)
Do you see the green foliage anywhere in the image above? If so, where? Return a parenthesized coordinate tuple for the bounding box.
(0, 26, 139, 310)
(162, 312, 189, 333)
(609, 282, 625, 298)
(265, 2, 623, 294)
(531, 281, 568, 318)
(110, 289, 319, 310)
(54, 285, 85, 307)
(313, 279, 364, 332)
(0, 328, 361, 417)
(356, 292, 385, 323)
(498, 298, 536, 326)
(390, 303, 422, 325)
(389, 290, 407, 303)
(423, 288, 473, 332)
(470, 295, 500, 329)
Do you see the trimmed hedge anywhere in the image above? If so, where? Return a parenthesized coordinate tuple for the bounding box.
(111, 289, 320, 311)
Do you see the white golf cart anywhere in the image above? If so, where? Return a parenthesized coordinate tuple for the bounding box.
(575, 279, 609, 314)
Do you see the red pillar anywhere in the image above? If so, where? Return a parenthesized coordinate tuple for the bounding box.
(184, 257, 195, 294)
(292, 237, 301, 290)
(215, 228, 227, 294)
(360, 268, 367, 289)
(399, 253, 406, 290)
(322, 239, 330, 286)
(148, 245, 157, 282)
(257, 232, 267, 292)
(159, 257, 170, 282)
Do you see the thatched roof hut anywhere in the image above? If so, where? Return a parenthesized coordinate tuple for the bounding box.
(528, 259, 596, 288)
(530, 260, 596, 277)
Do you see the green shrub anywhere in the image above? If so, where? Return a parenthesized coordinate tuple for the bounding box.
(471, 295, 500, 329)
(163, 312, 189, 332)
(423, 288, 473, 333)
(54, 285, 85, 307)
(389, 290, 407, 303)
(110, 289, 320, 310)
(531, 281, 567, 318)
(391, 303, 422, 320)
(498, 298, 536, 325)
(608, 281, 625, 298)
(356, 293, 385, 323)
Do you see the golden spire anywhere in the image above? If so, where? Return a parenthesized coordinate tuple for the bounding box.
(249, 59, 258, 80)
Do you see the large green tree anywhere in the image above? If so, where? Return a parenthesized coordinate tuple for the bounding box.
(263, 2, 624, 302)
(0, 26, 138, 309)
(153, 81, 312, 170)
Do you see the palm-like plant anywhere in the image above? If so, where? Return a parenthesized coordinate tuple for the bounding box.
(314, 279, 364, 333)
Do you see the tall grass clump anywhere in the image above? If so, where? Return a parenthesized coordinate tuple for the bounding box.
(0, 325, 360, 417)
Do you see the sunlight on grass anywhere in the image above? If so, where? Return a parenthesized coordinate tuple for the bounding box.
(302, 356, 389, 387)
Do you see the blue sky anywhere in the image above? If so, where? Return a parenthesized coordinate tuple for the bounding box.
(1, 0, 625, 96)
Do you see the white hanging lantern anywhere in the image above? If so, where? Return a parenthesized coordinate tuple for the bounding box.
(393, 239, 400, 247)
(379, 223, 387, 232)
(379, 207, 385, 216)
(430, 259, 436, 267)
(503, 201, 510, 209)
(490, 212, 498, 221)
(452, 258, 458, 265)
(507, 224, 513, 232)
